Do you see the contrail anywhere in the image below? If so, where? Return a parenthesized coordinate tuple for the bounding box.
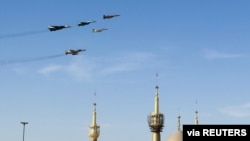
(0, 54, 65, 66)
(0, 29, 48, 40)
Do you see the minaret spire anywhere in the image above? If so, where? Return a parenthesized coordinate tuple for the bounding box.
(92, 103, 97, 125)
(177, 115, 181, 130)
(194, 99, 199, 125)
(154, 85, 159, 114)
(88, 93, 100, 141)
(154, 73, 159, 113)
(148, 73, 164, 141)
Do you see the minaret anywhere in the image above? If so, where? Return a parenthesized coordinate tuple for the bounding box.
(177, 115, 181, 131)
(148, 74, 164, 141)
(194, 100, 199, 125)
(88, 103, 100, 141)
(194, 110, 199, 125)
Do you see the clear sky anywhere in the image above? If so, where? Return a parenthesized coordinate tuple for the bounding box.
(0, 0, 250, 141)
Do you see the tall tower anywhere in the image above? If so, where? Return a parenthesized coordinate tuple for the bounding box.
(148, 74, 164, 141)
(194, 110, 199, 125)
(88, 103, 100, 141)
(194, 99, 199, 125)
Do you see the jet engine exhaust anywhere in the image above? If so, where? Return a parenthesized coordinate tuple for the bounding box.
(0, 54, 65, 66)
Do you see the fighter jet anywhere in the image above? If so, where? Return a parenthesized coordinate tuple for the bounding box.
(65, 49, 86, 55)
(92, 28, 108, 33)
(78, 21, 96, 26)
(48, 25, 71, 31)
(103, 14, 120, 19)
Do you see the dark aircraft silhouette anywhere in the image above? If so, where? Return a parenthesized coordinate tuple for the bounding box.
(65, 49, 86, 55)
(103, 14, 120, 19)
(78, 21, 96, 26)
(48, 25, 71, 31)
(92, 28, 108, 33)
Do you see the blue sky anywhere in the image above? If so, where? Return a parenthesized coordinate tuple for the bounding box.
(0, 0, 250, 141)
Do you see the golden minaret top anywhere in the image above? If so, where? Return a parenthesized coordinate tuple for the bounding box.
(88, 103, 100, 141)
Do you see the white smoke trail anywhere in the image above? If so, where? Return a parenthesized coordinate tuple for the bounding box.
(0, 54, 65, 66)
(0, 29, 48, 40)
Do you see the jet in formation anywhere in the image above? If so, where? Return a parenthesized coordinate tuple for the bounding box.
(78, 21, 96, 26)
(92, 28, 108, 33)
(103, 14, 120, 19)
(48, 25, 71, 31)
(65, 49, 86, 55)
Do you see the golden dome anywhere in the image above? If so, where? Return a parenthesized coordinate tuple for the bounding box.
(166, 115, 183, 141)
(166, 129, 182, 141)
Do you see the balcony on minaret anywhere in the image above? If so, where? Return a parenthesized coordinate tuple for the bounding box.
(88, 125, 100, 139)
(148, 113, 164, 132)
